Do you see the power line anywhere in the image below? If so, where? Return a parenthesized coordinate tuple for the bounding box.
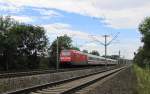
(107, 32, 120, 45)
(88, 32, 120, 66)
(88, 35, 105, 45)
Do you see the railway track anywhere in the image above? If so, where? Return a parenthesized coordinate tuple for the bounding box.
(7, 65, 127, 94)
(0, 66, 110, 78)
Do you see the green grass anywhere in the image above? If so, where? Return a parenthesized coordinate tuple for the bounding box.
(133, 64, 150, 94)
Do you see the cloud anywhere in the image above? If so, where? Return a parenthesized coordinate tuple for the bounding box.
(0, 1, 20, 13)
(42, 23, 110, 43)
(11, 16, 34, 23)
(34, 8, 62, 19)
(1, 0, 150, 28)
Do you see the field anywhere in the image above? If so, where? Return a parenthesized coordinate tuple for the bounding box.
(133, 64, 150, 94)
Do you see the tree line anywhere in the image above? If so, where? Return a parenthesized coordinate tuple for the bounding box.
(134, 17, 150, 67)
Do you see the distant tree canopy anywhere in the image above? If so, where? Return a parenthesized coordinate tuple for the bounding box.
(0, 16, 48, 71)
(102, 55, 120, 60)
(71, 46, 80, 51)
(90, 50, 100, 56)
(82, 50, 88, 53)
(134, 17, 150, 66)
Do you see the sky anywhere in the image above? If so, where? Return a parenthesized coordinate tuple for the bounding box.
(0, 0, 148, 59)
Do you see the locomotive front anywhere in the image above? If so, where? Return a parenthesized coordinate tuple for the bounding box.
(60, 50, 72, 66)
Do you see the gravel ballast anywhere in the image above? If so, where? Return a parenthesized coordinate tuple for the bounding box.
(76, 66, 137, 94)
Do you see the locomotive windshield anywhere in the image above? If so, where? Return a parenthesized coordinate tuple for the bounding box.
(61, 51, 71, 56)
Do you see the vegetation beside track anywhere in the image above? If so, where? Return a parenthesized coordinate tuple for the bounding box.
(133, 64, 150, 94)
(134, 17, 150, 67)
(133, 17, 150, 94)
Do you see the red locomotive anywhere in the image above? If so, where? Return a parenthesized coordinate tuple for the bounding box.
(60, 50, 117, 66)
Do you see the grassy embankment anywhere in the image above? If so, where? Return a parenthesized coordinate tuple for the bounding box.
(133, 64, 150, 94)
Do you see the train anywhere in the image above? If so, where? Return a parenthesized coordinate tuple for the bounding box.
(60, 50, 117, 66)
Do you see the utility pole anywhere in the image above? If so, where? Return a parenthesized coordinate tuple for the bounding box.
(56, 36, 59, 71)
(118, 50, 121, 64)
(119, 50, 121, 57)
(103, 35, 109, 66)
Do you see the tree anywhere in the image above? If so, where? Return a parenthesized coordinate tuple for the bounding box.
(0, 16, 48, 71)
(109, 55, 120, 59)
(71, 46, 80, 51)
(90, 50, 100, 56)
(49, 35, 73, 66)
(0, 16, 18, 70)
(83, 50, 88, 53)
(139, 17, 150, 50)
(11, 24, 48, 69)
(134, 47, 145, 66)
(134, 17, 150, 66)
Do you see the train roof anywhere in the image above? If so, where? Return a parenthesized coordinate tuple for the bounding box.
(85, 53, 117, 61)
(83, 52, 105, 59)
